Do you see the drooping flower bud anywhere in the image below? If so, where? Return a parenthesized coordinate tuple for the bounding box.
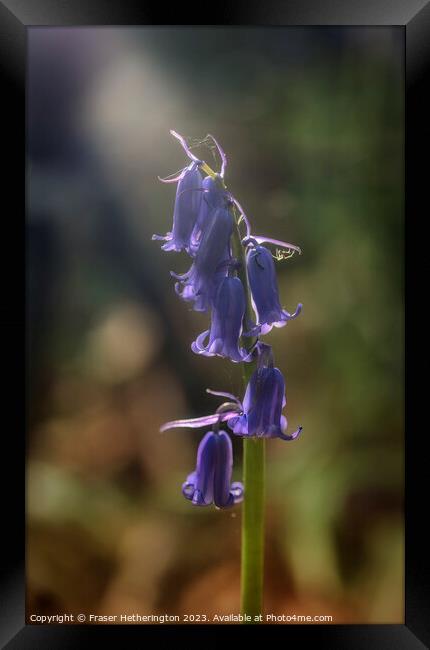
(182, 430, 243, 508)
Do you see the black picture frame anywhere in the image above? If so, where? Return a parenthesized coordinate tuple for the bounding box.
(1, 1, 428, 647)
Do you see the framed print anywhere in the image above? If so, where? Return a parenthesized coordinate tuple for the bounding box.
(1, 1, 428, 647)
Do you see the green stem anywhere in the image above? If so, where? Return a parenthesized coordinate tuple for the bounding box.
(241, 435, 265, 619)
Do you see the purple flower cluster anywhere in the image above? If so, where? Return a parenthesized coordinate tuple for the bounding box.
(154, 131, 303, 509)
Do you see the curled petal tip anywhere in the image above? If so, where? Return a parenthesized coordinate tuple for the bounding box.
(279, 425, 303, 441)
(158, 175, 178, 184)
(282, 303, 303, 321)
(230, 482, 244, 500)
(295, 425, 303, 439)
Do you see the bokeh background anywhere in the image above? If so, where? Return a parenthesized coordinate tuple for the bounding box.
(27, 27, 404, 623)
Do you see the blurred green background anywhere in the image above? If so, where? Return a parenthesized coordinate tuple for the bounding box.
(27, 27, 404, 623)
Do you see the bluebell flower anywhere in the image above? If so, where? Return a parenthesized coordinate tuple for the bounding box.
(228, 343, 302, 441)
(153, 160, 203, 253)
(191, 276, 249, 362)
(161, 351, 302, 443)
(182, 430, 244, 508)
(172, 206, 234, 312)
(189, 175, 230, 255)
(156, 131, 304, 511)
(246, 244, 302, 334)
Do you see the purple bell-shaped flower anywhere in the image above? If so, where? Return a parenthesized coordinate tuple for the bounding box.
(153, 161, 203, 253)
(182, 430, 244, 508)
(173, 206, 234, 312)
(228, 343, 302, 441)
(247, 244, 302, 334)
(189, 174, 230, 255)
(191, 276, 249, 362)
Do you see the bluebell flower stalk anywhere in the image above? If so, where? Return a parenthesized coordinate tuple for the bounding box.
(154, 131, 303, 619)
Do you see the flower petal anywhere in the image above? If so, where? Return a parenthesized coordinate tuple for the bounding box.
(191, 329, 210, 354)
(277, 425, 303, 442)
